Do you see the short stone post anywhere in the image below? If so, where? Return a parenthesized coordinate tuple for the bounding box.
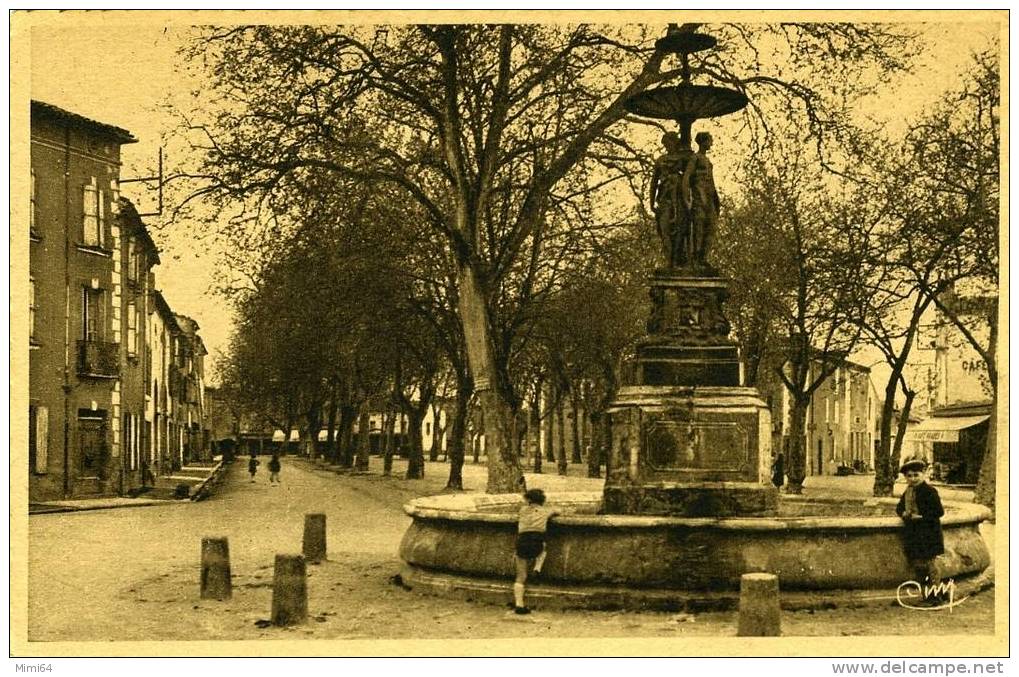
(200, 537, 232, 600)
(737, 573, 781, 636)
(302, 513, 327, 564)
(270, 554, 308, 626)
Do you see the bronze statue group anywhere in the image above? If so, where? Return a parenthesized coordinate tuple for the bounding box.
(650, 130, 721, 271)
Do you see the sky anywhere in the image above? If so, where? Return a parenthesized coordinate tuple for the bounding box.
(23, 11, 1003, 383)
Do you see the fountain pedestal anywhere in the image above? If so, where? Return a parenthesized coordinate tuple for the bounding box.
(604, 385, 775, 516)
(605, 271, 777, 517)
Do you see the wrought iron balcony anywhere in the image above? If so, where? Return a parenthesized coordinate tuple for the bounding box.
(77, 340, 120, 378)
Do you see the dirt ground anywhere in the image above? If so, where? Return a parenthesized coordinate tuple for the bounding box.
(26, 456, 996, 643)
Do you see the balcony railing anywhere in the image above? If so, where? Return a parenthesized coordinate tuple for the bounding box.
(78, 340, 119, 378)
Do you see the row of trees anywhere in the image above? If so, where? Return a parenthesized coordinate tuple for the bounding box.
(171, 23, 998, 504)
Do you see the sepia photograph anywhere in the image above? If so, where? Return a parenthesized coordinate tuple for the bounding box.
(9, 8, 1008, 661)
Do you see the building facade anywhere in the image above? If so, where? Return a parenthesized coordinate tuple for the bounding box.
(173, 314, 210, 463)
(767, 359, 879, 477)
(902, 283, 995, 484)
(29, 101, 208, 501)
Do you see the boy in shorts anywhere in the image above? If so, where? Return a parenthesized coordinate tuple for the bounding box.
(513, 488, 558, 615)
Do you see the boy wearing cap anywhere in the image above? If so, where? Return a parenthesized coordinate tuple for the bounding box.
(896, 456, 946, 603)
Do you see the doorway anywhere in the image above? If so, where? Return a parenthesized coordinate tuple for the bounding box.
(77, 410, 108, 480)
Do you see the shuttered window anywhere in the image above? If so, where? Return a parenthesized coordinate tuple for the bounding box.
(82, 181, 104, 246)
(29, 277, 36, 341)
(127, 302, 138, 355)
(29, 405, 49, 474)
(30, 169, 37, 235)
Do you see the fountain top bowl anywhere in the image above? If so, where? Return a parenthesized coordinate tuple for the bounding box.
(624, 83, 749, 121)
(655, 31, 717, 55)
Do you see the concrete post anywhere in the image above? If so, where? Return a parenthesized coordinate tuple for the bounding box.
(200, 537, 232, 600)
(270, 554, 308, 626)
(737, 573, 781, 636)
(302, 513, 327, 563)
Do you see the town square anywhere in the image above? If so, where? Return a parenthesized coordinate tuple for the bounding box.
(12, 9, 1006, 660)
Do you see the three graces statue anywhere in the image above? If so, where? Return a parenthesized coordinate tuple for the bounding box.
(650, 130, 720, 270)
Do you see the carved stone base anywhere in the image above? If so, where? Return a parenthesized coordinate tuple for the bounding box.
(605, 386, 774, 517)
(636, 272, 741, 387)
(646, 273, 731, 345)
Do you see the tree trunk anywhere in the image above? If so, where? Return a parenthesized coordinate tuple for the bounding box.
(599, 411, 611, 478)
(405, 409, 425, 479)
(306, 404, 322, 460)
(973, 385, 996, 511)
(891, 389, 915, 467)
(446, 379, 471, 490)
(530, 387, 543, 474)
(587, 412, 603, 478)
(543, 384, 555, 464)
(325, 397, 338, 464)
(481, 389, 525, 492)
(570, 390, 582, 465)
(428, 403, 441, 462)
(456, 260, 523, 493)
(785, 397, 809, 494)
(973, 313, 998, 512)
(516, 413, 528, 460)
(355, 405, 371, 471)
(382, 409, 395, 476)
(556, 399, 568, 476)
(337, 404, 356, 468)
(873, 378, 898, 497)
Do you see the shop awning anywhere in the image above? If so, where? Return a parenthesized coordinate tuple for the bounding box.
(905, 415, 990, 443)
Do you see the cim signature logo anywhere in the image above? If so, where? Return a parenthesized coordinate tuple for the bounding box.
(896, 578, 968, 611)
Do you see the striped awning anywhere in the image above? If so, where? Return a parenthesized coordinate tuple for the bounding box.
(905, 415, 990, 443)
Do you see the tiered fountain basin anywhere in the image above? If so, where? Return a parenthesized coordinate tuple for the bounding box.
(398, 492, 992, 611)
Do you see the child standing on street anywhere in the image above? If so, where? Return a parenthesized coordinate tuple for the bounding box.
(895, 456, 946, 604)
(248, 454, 260, 483)
(268, 453, 281, 485)
(512, 488, 558, 615)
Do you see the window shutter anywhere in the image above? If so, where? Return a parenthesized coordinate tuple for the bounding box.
(98, 189, 106, 244)
(83, 183, 99, 245)
(128, 302, 137, 354)
(35, 406, 48, 473)
(30, 169, 36, 232)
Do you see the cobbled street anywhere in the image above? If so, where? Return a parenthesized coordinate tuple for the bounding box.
(27, 458, 996, 642)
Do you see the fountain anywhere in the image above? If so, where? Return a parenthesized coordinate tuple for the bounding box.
(397, 27, 992, 611)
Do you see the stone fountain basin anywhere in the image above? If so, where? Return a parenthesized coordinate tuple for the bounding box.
(398, 492, 992, 610)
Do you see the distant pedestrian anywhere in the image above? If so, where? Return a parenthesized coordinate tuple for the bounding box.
(512, 488, 558, 615)
(895, 456, 945, 604)
(268, 453, 281, 485)
(771, 452, 785, 489)
(141, 460, 156, 488)
(248, 454, 260, 483)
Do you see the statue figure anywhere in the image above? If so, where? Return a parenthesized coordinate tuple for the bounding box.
(650, 132, 693, 268)
(681, 131, 721, 267)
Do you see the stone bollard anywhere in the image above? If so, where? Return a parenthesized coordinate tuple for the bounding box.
(302, 513, 327, 564)
(270, 554, 308, 626)
(200, 537, 232, 600)
(737, 572, 781, 636)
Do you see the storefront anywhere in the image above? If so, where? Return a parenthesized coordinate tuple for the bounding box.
(904, 404, 990, 485)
